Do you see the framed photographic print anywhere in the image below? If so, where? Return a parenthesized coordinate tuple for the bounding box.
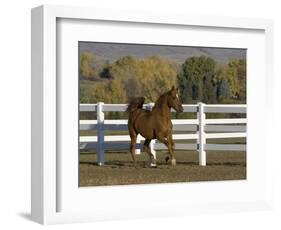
(31, 5, 274, 225)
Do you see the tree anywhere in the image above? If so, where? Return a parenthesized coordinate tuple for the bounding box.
(203, 78, 217, 103)
(177, 70, 193, 103)
(178, 56, 217, 103)
(80, 85, 91, 103)
(80, 52, 112, 81)
(79, 52, 98, 80)
(214, 59, 246, 102)
(217, 78, 230, 101)
(225, 59, 246, 101)
(99, 60, 112, 79)
(109, 56, 178, 102)
(232, 59, 246, 101)
(87, 79, 127, 104)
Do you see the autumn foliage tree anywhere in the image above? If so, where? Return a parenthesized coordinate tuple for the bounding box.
(79, 51, 246, 106)
(108, 56, 178, 102)
(227, 59, 246, 101)
(79, 52, 97, 80)
(214, 59, 246, 102)
(80, 52, 111, 81)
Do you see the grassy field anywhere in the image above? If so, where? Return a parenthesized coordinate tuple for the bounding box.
(79, 149, 246, 186)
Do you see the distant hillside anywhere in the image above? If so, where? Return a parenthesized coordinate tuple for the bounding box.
(79, 42, 246, 64)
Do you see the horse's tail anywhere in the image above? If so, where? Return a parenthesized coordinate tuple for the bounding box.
(126, 97, 145, 114)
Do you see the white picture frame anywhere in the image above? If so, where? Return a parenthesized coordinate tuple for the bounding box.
(31, 5, 274, 225)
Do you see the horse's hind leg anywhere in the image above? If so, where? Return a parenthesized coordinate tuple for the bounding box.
(143, 139, 157, 167)
(129, 131, 137, 167)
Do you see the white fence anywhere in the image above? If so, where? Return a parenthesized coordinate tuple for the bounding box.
(80, 102, 247, 166)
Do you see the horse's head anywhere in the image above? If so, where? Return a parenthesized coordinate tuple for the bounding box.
(167, 86, 184, 113)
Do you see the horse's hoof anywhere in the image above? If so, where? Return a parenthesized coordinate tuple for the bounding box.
(149, 162, 157, 168)
(171, 159, 176, 166)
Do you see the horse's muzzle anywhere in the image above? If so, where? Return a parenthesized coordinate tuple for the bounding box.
(178, 107, 184, 113)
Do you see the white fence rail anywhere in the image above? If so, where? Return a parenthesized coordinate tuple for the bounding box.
(80, 102, 247, 166)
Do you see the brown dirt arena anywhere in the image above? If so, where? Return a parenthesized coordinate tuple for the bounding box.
(79, 150, 246, 186)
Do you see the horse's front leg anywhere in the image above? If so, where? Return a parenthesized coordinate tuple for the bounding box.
(157, 133, 176, 166)
(164, 133, 176, 166)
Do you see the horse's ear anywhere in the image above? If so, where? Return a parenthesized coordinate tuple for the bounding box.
(170, 86, 176, 97)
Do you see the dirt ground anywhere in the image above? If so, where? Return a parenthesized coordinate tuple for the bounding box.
(79, 150, 246, 186)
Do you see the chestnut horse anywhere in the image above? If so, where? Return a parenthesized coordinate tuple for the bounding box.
(126, 86, 183, 167)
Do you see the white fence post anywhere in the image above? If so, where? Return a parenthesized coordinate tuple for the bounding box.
(97, 102, 105, 165)
(148, 103, 156, 159)
(197, 102, 206, 166)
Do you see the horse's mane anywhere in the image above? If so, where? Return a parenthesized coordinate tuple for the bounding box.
(152, 92, 169, 111)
